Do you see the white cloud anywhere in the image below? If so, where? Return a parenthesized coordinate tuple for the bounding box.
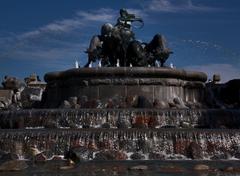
(17, 8, 118, 40)
(148, 0, 219, 13)
(77, 8, 117, 22)
(126, 8, 148, 18)
(0, 8, 120, 64)
(0, 7, 148, 58)
(185, 64, 240, 83)
(0, 7, 148, 45)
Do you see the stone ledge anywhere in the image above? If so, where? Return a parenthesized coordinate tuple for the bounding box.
(44, 67, 207, 83)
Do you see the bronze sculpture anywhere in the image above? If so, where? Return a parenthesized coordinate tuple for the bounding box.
(85, 9, 173, 67)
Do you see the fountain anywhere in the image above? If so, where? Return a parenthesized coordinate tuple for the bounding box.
(0, 8, 240, 175)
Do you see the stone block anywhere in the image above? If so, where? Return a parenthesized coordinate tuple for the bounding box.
(0, 90, 13, 104)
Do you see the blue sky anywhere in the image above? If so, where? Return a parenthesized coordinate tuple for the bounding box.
(0, 0, 239, 82)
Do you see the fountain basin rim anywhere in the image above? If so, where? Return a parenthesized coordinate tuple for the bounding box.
(44, 67, 207, 82)
(1, 128, 240, 133)
(1, 108, 240, 115)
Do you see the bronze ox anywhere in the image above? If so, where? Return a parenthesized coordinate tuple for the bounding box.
(85, 33, 173, 67)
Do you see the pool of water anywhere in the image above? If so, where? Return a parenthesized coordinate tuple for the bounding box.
(1, 160, 240, 176)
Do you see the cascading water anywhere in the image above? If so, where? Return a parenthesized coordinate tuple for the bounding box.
(0, 129, 240, 160)
(1, 109, 240, 129)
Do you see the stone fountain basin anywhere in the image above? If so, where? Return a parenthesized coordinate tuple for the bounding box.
(42, 67, 207, 108)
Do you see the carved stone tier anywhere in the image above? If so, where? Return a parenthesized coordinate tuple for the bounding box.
(42, 67, 207, 108)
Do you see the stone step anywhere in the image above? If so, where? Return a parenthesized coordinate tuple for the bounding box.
(0, 128, 240, 161)
(1, 108, 240, 129)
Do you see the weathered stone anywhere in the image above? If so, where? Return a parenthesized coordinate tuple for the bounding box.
(117, 116, 131, 129)
(88, 140, 98, 150)
(161, 125, 176, 128)
(78, 96, 88, 106)
(149, 152, 165, 160)
(153, 99, 169, 109)
(231, 144, 240, 156)
(118, 121, 130, 128)
(8, 103, 21, 110)
(59, 100, 71, 108)
(58, 117, 77, 128)
(130, 153, 145, 160)
(94, 150, 127, 160)
(148, 116, 159, 128)
(22, 87, 43, 101)
(232, 168, 240, 172)
(82, 80, 89, 86)
(0, 152, 18, 161)
(210, 153, 231, 160)
(173, 97, 182, 105)
(223, 167, 234, 172)
(82, 124, 90, 128)
(84, 99, 98, 108)
(21, 87, 43, 108)
(68, 97, 78, 107)
(34, 152, 47, 161)
(101, 123, 110, 128)
(0, 160, 28, 171)
(180, 121, 192, 128)
(166, 154, 186, 160)
(132, 116, 148, 128)
(193, 164, 209, 171)
(173, 97, 188, 109)
(234, 152, 240, 159)
(64, 146, 94, 162)
(0, 101, 5, 109)
(23, 146, 41, 160)
(173, 140, 190, 155)
(51, 155, 63, 160)
(159, 165, 185, 173)
(168, 101, 176, 108)
(72, 104, 81, 109)
(59, 165, 75, 170)
(132, 96, 152, 108)
(90, 79, 111, 85)
(137, 140, 151, 153)
(186, 142, 203, 159)
(129, 165, 148, 170)
(2, 76, 25, 90)
(105, 99, 114, 108)
(44, 119, 58, 128)
(95, 99, 103, 108)
(213, 74, 221, 83)
(0, 90, 13, 106)
(206, 142, 217, 153)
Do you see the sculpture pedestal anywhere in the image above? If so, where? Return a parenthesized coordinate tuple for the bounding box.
(43, 67, 207, 108)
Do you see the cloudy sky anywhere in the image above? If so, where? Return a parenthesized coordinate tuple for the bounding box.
(0, 0, 239, 82)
